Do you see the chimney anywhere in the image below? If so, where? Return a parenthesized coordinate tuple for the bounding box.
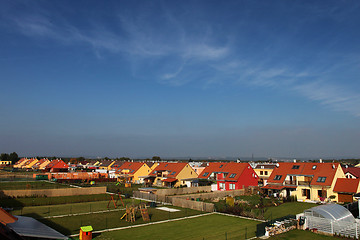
(293, 159, 296, 163)
(319, 159, 323, 163)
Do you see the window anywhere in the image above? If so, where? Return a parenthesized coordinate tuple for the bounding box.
(292, 165, 300, 169)
(170, 171, 176, 175)
(219, 165, 223, 168)
(203, 172, 209, 177)
(165, 164, 168, 167)
(317, 177, 326, 183)
(229, 183, 236, 190)
(229, 173, 236, 178)
(219, 182, 225, 190)
(265, 171, 268, 175)
(274, 175, 282, 180)
(312, 165, 317, 170)
(260, 171, 263, 175)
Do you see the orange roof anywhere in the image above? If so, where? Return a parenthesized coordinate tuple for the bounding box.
(116, 162, 145, 174)
(0, 208, 17, 225)
(334, 178, 360, 193)
(198, 162, 253, 181)
(198, 162, 227, 179)
(46, 160, 69, 169)
(267, 162, 340, 187)
(149, 162, 188, 178)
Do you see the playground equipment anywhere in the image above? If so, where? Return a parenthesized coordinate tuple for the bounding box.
(120, 203, 150, 222)
(121, 204, 137, 222)
(107, 193, 124, 209)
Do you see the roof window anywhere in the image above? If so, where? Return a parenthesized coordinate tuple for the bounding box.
(219, 165, 223, 168)
(171, 171, 176, 175)
(203, 172, 209, 177)
(229, 173, 236, 178)
(292, 165, 300, 169)
(274, 175, 282, 180)
(312, 165, 317, 170)
(317, 177, 327, 183)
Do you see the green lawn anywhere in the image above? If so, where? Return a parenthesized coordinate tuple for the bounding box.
(9, 198, 141, 217)
(263, 202, 317, 220)
(0, 194, 117, 207)
(0, 181, 71, 190)
(269, 229, 337, 240)
(93, 213, 259, 240)
(39, 205, 202, 235)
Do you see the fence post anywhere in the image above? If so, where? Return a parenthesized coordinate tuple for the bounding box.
(225, 232, 227, 240)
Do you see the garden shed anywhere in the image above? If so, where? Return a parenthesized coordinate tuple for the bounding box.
(304, 203, 360, 238)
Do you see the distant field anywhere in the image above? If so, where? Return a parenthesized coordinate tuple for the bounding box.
(0, 181, 71, 190)
(269, 229, 337, 240)
(93, 213, 259, 240)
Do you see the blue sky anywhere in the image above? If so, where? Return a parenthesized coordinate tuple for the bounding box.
(1, 0, 360, 159)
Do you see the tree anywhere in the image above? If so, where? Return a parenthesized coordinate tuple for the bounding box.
(152, 156, 161, 161)
(0, 153, 9, 161)
(9, 152, 19, 164)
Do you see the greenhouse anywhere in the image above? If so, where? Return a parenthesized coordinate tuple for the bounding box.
(304, 203, 360, 238)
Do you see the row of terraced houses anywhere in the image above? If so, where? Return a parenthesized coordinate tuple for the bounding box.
(13, 158, 360, 203)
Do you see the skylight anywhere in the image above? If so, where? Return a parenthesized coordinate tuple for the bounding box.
(292, 165, 300, 169)
(171, 171, 176, 175)
(219, 165, 223, 168)
(229, 173, 236, 178)
(312, 165, 317, 170)
(203, 172, 209, 176)
(274, 175, 282, 180)
(317, 177, 326, 183)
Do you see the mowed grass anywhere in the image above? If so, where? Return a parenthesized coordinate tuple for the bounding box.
(10, 198, 140, 217)
(269, 229, 336, 240)
(0, 181, 71, 190)
(263, 202, 317, 220)
(0, 194, 115, 207)
(93, 213, 259, 240)
(35, 205, 202, 235)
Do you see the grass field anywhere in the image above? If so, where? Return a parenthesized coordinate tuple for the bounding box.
(0, 181, 71, 190)
(92, 213, 259, 240)
(37, 205, 202, 235)
(9, 198, 141, 217)
(0, 193, 117, 207)
(262, 202, 317, 220)
(269, 229, 337, 239)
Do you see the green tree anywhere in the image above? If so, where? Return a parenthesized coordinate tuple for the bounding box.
(152, 156, 161, 161)
(9, 152, 19, 164)
(0, 153, 9, 161)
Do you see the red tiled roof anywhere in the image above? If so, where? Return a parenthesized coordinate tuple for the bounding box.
(342, 167, 360, 178)
(198, 162, 227, 179)
(267, 162, 340, 187)
(334, 178, 360, 193)
(116, 162, 145, 174)
(162, 178, 177, 182)
(198, 162, 254, 181)
(46, 160, 68, 169)
(149, 162, 188, 178)
(0, 208, 17, 225)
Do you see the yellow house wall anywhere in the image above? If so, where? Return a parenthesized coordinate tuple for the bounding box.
(39, 160, 51, 169)
(253, 169, 273, 179)
(0, 161, 12, 165)
(133, 164, 151, 183)
(291, 165, 345, 202)
(26, 159, 39, 168)
(175, 164, 198, 187)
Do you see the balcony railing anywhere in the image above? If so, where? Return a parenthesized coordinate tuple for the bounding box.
(297, 181, 311, 186)
(283, 180, 311, 186)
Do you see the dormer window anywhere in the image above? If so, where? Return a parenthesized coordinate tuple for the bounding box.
(292, 165, 300, 169)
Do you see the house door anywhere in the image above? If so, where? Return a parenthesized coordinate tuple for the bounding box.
(305, 189, 310, 199)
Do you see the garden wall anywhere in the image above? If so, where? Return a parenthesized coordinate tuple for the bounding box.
(155, 186, 211, 196)
(1, 186, 106, 197)
(172, 197, 214, 212)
